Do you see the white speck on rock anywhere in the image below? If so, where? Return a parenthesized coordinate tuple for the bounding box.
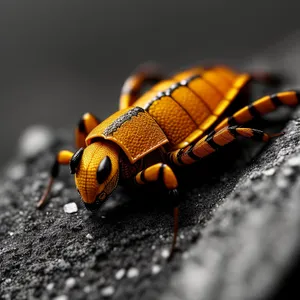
(151, 264, 161, 275)
(86, 234, 93, 240)
(161, 249, 170, 258)
(65, 277, 76, 289)
(63, 202, 78, 214)
(282, 167, 294, 176)
(101, 286, 115, 297)
(127, 267, 139, 278)
(46, 282, 54, 291)
(18, 125, 54, 159)
(115, 268, 125, 280)
(288, 156, 300, 167)
(263, 168, 276, 176)
(84, 286, 92, 293)
(51, 181, 64, 196)
(80, 271, 85, 277)
(8, 232, 14, 236)
(4, 278, 12, 284)
(53, 296, 68, 300)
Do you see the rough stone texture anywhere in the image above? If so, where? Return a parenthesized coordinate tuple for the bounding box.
(2, 38, 300, 298)
(1, 103, 300, 300)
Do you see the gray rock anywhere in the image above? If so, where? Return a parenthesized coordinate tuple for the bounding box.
(1, 95, 300, 299)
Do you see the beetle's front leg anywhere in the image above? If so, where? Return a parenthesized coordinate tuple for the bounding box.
(75, 112, 100, 148)
(134, 163, 180, 257)
(37, 149, 77, 208)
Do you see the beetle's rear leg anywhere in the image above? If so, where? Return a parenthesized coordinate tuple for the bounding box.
(169, 127, 282, 165)
(213, 90, 300, 133)
(37, 150, 75, 208)
(119, 63, 163, 109)
(75, 113, 100, 148)
(134, 163, 180, 258)
(250, 71, 283, 87)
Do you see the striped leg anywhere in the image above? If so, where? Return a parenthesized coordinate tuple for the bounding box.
(75, 113, 100, 148)
(169, 127, 281, 166)
(37, 150, 75, 208)
(214, 91, 300, 132)
(119, 63, 163, 109)
(135, 163, 179, 257)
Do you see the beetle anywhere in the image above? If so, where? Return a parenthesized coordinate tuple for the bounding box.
(38, 63, 299, 257)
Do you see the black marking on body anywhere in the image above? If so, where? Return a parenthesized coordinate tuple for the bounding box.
(296, 91, 300, 103)
(205, 135, 220, 150)
(251, 129, 264, 141)
(103, 107, 144, 136)
(227, 116, 238, 126)
(158, 164, 165, 184)
(248, 104, 261, 118)
(270, 94, 282, 107)
(176, 149, 185, 165)
(186, 146, 199, 161)
(228, 126, 238, 137)
(144, 75, 201, 111)
(70, 147, 84, 174)
(78, 118, 86, 133)
(51, 159, 59, 178)
(140, 170, 147, 183)
(96, 156, 112, 184)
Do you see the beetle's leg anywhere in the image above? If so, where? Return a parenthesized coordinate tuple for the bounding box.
(37, 150, 74, 209)
(169, 127, 282, 165)
(119, 63, 163, 109)
(134, 163, 180, 257)
(213, 90, 300, 133)
(75, 112, 100, 148)
(250, 71, 283, 87)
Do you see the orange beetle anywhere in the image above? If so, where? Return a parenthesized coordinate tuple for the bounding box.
(38, 63, 299, 256)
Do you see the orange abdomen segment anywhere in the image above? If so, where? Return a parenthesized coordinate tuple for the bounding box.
(135, 66, 250, 149)
(147, 95, 198, 145)
(171, 85, 211, 126)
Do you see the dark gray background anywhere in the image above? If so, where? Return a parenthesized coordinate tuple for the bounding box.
(0, 0, 300, 166)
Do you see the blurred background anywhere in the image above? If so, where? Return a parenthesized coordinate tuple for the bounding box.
(0, 0, 300, 167)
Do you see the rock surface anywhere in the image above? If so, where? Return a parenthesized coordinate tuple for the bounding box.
(1, 102, 300, 300)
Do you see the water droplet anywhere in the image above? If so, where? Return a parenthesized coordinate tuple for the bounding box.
(63, 202, 78, 214)
(101, 286, 115, 297)
(151, 264, 161, 275)
(127, 267, 139, 278)
(115, 268, 125, 280)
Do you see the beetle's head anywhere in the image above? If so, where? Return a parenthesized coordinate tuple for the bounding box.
(70, 140, 120, 211)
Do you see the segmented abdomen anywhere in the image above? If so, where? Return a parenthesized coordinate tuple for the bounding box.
(134, 66, 250, 149)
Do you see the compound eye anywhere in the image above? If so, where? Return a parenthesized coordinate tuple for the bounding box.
(96, 156, 112, 184)
(70, 147, 84, 174)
